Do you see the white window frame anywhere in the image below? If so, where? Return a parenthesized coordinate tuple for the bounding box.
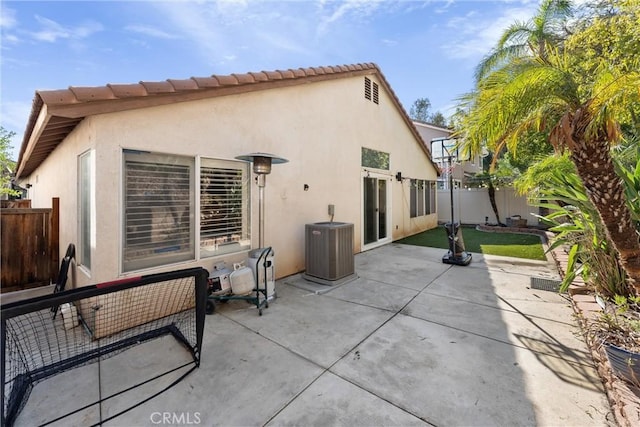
(199, 157, 251, 258)
(425, 180, 436, 215)
(121, 150, 250, 273)
(122, 150, 196, 272)
(410, 179, 437, 218)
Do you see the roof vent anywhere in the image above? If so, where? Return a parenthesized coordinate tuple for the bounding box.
(364, 77, 372, 100)
(364, 77, 379, 104)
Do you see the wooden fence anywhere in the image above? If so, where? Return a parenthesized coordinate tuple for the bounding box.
(1, 198, 60, 293)
(1, 199, 32, 209)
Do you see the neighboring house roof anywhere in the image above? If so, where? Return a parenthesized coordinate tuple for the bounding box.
(16, 62, 437, 179)
(412, 120, 454, 154)
(412, 120, 453, 133)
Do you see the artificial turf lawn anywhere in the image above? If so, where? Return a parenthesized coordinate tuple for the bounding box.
(397, 225, 547, 261)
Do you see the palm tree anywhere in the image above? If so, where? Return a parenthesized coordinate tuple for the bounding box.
(475, 0, 572, 81)
(462, 0, 572, 228)
(458, 52, 640, 292)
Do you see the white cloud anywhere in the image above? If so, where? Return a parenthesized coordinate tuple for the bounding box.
(1, 6, 20, 45)
(1, 6, 17, 29)
(434, 0, 455, 14)
(30, 15, 103, 43)
(151, 2, 231, 66)
(125, 24, 181, 40)
(4, 34, 19, 43)
(255, 30, 312, 56)
(441, 4, 538, 60)
(150, 1, 316, 69)
(316, 0, 391, 37)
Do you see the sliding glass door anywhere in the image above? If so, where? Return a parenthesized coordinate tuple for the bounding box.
(363, 175, 390, 248)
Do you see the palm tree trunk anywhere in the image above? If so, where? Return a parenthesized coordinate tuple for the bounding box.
(487, 179, 503, 226)
(569, 135, 640, 294)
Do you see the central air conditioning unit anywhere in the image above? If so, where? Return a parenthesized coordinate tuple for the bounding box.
(303, 222, 356, 285)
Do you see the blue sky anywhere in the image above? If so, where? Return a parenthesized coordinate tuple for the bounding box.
(1, 0, 543, 161)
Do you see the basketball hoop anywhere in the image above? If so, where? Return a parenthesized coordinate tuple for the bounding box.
(430, 137, 472, 266)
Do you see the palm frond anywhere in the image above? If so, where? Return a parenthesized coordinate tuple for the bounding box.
(498, 21, 533, 47)
(586, 64, 640, 143)
(474, 44, 530, 82)
(538, 0, 574, 27)
(462, 52, 580, 158)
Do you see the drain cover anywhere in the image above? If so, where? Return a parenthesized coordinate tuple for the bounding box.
(530, 277, 562, 292)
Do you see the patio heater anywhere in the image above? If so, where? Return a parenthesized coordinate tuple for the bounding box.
(235, 152, 288, 247)
(431, 138, 472, 266)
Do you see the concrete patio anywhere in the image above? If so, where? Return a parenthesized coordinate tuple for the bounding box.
(16, 244, 613, 426)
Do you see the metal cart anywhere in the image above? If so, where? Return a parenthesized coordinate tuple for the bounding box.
(206, 247, 273, 316)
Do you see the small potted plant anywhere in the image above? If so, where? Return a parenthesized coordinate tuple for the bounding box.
(589, 295, 640, 386)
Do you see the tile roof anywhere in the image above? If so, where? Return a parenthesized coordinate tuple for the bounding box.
(35, 63, 375, 108)
(16, 63, 434, 178)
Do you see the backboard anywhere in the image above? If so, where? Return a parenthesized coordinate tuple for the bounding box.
(430, 137, 463, 164)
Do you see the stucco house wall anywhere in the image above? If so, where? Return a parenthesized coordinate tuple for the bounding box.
(16, 64, 438, 286)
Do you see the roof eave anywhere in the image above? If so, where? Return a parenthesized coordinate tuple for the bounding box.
(16, 96, 48, 179)
(374, 72, 442, 176)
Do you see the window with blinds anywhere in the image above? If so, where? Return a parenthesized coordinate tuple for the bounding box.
(123, 151, 195, 272)
(200, 158, 250, 257)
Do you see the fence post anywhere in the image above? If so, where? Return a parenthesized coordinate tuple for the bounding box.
(50, 198, 60, 283)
